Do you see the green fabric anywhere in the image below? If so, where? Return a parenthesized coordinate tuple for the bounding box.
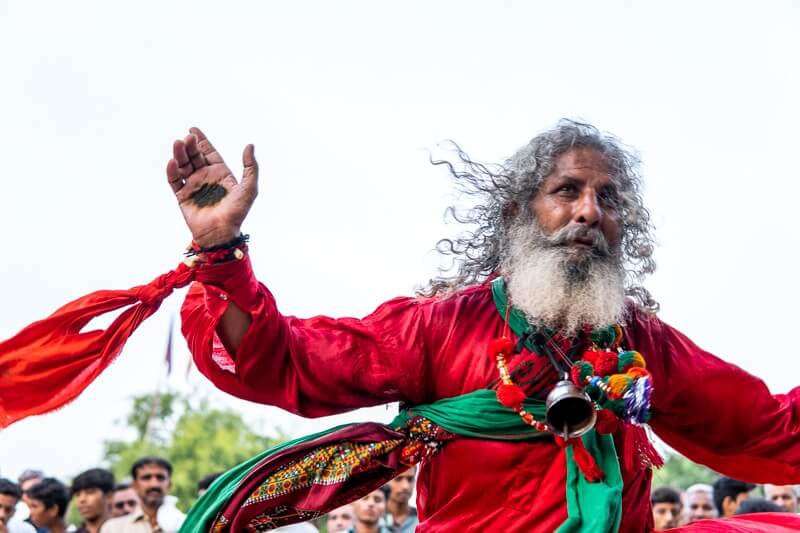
(392, 388, 548, 439)
(559, 430, 622, 533)
(397, 389, 622, 533)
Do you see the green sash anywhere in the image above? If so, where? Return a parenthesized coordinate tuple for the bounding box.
(180, 389, 622, 532)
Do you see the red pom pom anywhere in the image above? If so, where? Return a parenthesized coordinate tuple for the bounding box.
(496, 383, 526, 408)
(581, 350, 600, 366)
(594, 409, 620, 434)
(593, 351, 619, 376)
(487, 337, 515, 360)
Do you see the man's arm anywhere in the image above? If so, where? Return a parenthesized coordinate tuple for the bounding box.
(167, 128, 431, 415)
(181, 257, 431, 417)
(640, 315, 800, 484)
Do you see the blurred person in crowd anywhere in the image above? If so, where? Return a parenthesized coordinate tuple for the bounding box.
(651, 486, 682, 530)
(26, 478, 69, 533)
(682, 483, 717, 524)
(100, 458, 184, 533)
(71, 469, 115, 533)
(16, 471, 42, 523)
(326, 504, 354, 533)
(763, 484, 798, 513)
(195, 473, 222, 498)
(735, 498, 785, 514)
(110, 485, 138, 518)
(385, 467, 416, 533)
(0, 479, 36, 533)
(349, 488, 390, 533)
(713, 476, 756, 517)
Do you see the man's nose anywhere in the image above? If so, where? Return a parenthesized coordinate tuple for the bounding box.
(573, 191, 601, 227)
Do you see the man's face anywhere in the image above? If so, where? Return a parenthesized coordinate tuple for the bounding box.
(652, 501, 682, 531)
(327, 504, 354, 532)
(685, 490, 717, 522)
(74, 487, 111, 522)
(0, 494, 18, 527)
(132, 465, 170, 509)
(112, 487, 140, 517)
(352, 490, 386, 526)
(529, 147, 622, 257)
(722, 492, 750, 517)
(27, 498, 58, 528)
(20, 478, 41, 509)
(764, 485, 798, 513)
(388, 467, 415, 505)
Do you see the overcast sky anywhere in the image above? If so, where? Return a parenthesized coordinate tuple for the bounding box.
(1, 0, 799, 483)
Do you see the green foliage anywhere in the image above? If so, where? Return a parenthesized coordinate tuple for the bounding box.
(651, 450, 718, 490)
(103, 390, 283, 510)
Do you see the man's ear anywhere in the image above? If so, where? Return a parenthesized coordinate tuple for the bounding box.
(722, 495, 736, 516)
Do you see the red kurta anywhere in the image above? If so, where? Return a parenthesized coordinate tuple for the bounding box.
(181, 258, 800, 533)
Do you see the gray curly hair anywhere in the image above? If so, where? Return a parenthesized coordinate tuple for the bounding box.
(423, 118, 658, 312)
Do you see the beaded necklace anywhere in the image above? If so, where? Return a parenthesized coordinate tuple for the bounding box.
(489, 277, 654, 481)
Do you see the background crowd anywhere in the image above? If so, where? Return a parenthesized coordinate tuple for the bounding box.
(650, 477, 798, 530)
(0, 460, 418, 533)
(4, 453, 798, 533)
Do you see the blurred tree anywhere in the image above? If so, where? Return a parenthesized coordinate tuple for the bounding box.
(651, 450, 719, 489)
(102, 390, 283, 510)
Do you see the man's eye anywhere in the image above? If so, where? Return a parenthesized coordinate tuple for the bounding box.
(556, 184, 576, 194)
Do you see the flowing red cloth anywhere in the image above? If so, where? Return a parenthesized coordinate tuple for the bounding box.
(0, 262, 195, 428)
(670, 513, 800, 532)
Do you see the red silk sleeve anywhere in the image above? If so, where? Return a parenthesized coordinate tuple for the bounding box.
(181, 257, 431, 417)
(641, 314, 800, 483)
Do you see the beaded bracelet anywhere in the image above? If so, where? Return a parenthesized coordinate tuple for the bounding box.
(184, 233, 250, 265)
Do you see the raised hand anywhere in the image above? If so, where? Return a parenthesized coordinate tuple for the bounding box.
(166, 127, 258, 247)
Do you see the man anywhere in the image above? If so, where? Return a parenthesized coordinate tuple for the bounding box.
(349, 489, 390, 533)
(0, 479, 36, 533)
(682, 484, 717, 524)
(712, 476, 756, 518)
(764, 484, 798, 513)
(71, 468, 115, 533)
(17, 472, 42, 504)
(110, 484, 139, 518)
(15, 470, 42, 530)
(650, 487, 682, 531)
(25, 478, 68, 533)
(100, 458, 184, 533)
(326, 504, 354, 533)
(169, 120, 800, 531)
(385, 467, 417, 533)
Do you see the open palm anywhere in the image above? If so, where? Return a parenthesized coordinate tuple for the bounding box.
(166, 127, 258, 247)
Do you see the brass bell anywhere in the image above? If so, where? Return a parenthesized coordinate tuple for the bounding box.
(545, 379, 597, 439)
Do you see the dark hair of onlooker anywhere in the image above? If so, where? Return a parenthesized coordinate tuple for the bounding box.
(0, 479, 22, 499)
(380, 484, 390, 500)
(735, 498, 785, 514)
(651, 486, 682, 505)
(130, 457, 173, 480)
(712, 477, 756, 515)
(197, 472, 223, 492)
(71, 468, 115, 497)
(114, 483, 131, 491)
(26, 478, 70, 518)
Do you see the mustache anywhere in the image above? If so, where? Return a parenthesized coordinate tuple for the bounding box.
(544, 225, 611, 256)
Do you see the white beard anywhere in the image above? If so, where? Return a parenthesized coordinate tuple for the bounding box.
(500, 216, 627, 335)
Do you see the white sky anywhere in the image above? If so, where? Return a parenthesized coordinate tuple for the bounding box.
(1, 0, 799, 483)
